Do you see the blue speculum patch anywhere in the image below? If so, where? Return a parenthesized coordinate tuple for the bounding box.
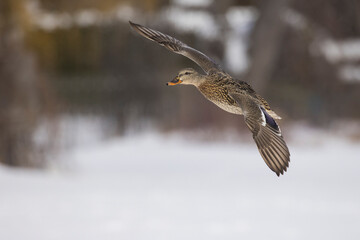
(261, 107, 279, 131)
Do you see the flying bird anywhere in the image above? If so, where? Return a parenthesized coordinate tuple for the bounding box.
(129, 21, 290, 176)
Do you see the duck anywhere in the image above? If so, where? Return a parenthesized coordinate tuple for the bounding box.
(129, 21, 290, 176)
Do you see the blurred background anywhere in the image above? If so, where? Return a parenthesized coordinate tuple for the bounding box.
(0, 0, 359, 239)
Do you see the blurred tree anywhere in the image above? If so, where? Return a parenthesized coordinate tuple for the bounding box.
(0, 0, 57, 167)
(17, 0, 360, 138)
(245, 0, 293, 93)
(244, 0, 360, 124)
(38, 0, 170, 13)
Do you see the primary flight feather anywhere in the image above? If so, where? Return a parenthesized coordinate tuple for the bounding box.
(129, 21, 290, 176)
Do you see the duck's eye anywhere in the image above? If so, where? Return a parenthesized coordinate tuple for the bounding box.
(184, 72, 191, 75)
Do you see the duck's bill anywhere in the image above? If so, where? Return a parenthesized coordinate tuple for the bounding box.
(166, 77, 182, 86)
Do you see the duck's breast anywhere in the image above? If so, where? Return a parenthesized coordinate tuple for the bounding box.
(198, 83, 243, 115)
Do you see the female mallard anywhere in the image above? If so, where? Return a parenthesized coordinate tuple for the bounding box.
(129, 21, 290, 176)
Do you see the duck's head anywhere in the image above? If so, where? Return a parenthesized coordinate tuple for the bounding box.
(166, 68, 201, 86)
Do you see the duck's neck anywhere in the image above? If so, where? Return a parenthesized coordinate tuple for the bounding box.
(190, 73, 207, 87)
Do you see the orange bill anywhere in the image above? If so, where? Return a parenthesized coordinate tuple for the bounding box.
(166, 76, 182, 86)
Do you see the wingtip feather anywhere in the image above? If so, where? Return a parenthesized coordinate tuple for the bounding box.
(129, 21, 138, 27)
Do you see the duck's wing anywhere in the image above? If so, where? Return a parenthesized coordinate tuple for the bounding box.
(229, 93, 290, 176)
(129, 21, 222, 74)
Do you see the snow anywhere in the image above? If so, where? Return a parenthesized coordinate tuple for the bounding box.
(164, 6, 258, 73)
(1, 127, 360, 240)
(283, 8, 307, 31)
(284, 8, 360, 83)
(75, 10, 102, 27)
(318, 39, 360, 82)
(25, 0, 137, 30)
(172, 0, 213, 7)
(339, 64, 360, 82)
(225, 7, 258, 74)
(320, 39, 360, 64)
(25, 0, 216, 34)
(163, 7, 220, 39)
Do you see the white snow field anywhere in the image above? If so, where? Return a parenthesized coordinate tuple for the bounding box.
(0, 127, 359, 240)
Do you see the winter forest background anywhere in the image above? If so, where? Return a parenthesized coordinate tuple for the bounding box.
(0, 0, 360, 239)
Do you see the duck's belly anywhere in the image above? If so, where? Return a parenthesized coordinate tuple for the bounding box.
(211, 100, 243, 115)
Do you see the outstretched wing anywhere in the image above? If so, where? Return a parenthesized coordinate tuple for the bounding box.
(129, 21, 222, 74)
(229, 93, 290, 176)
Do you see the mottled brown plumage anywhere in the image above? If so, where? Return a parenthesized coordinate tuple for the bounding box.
(129, 21, 290, 176)
(197, 72, 269, 111)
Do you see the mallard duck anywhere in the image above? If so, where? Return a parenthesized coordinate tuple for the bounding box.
(129, 21, 290, 176)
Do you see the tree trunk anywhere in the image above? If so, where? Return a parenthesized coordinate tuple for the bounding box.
(245, 0, 293, 93)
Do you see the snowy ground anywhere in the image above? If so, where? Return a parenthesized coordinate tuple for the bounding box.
(0, 127, 359, 240)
